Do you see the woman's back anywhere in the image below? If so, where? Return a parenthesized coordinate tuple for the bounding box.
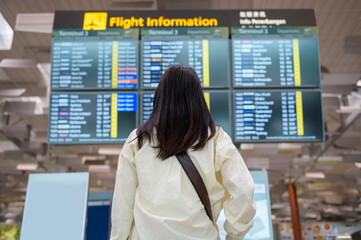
(111, 127, 255, 240)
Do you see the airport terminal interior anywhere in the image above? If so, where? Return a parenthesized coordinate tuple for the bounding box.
(0, 0, 361, 239)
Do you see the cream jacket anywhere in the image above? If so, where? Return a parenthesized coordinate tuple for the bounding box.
(111, 127, 256, 240)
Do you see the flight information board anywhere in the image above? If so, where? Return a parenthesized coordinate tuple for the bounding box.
(234, 89, 324, 142)
(142, 91, 231, 136)
(49, 13, 324, 145)
(232, 27, 320, 88)
(141, 27, 230, 88)
(48, 92, 137, 144)
(51, 29, 139, 90)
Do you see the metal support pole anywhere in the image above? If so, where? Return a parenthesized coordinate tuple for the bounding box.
(288, 184, 302, 240)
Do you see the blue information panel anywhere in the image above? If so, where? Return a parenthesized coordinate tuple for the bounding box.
(217, 171, 273, 240)
(21, 173, 89, 240)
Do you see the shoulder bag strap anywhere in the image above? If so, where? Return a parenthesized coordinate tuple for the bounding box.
(176, 151, 213, 222)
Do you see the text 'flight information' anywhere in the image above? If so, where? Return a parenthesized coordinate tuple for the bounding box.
(234, 89, 324, 142)
(142, 91, 231, 136)
(141, 27, 230, 88)
(232, 27, 320, 88)
(48, 92, 137, 144)
(51, 29, 139, 90)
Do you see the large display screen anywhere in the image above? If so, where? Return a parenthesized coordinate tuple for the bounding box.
(141, 91, 231, 137)
(141, 27, 230, 88)
(51, 29, 139, 90)
(234, 89, 324, 142)
(232, 27, 320, 88)
(48, 92, 137, 144)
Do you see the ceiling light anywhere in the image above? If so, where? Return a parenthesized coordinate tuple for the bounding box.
(16, 163, 39, 171)
(271, 203, 286, 209)
(303, 212, 319, 219)
(278, 143, 303, 150)
(81, 155, 106, 165)
(88, 165, 110, 173)
(337, 236, 351, 239)
(305, 172, 325, 179)
(240, 144, 254, 150)
(98, 147, 121, 155)
(318, 155, 343, 162)
(337, 106, 361, 113)
(0, 59, 37, 68)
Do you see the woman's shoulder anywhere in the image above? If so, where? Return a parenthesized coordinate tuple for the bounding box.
(213, 126, 232, 142)
(122, 129, 138, 149)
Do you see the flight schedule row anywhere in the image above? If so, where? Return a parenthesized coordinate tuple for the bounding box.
(48, 89, 323, 145)
(51, 27, 319, 90)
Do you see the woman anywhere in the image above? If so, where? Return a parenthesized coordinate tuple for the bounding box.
(111, 64, 256, 240)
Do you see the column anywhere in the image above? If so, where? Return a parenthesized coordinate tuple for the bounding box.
(293, 39, 301, 86)
(112, 41, 118, 88)
(295, 91, 304, 136)
(202, 39, 210, 87)
(110, 93, 118, 138)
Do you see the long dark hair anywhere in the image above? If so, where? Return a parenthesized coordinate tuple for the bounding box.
(136, 64, 216, 160)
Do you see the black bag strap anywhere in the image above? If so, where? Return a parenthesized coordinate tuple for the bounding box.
(176, 151, 213, 222)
